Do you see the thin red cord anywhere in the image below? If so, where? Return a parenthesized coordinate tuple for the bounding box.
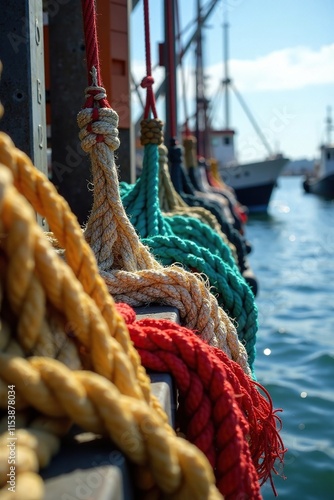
(81, 0, 109, 109)
(141, 0, 158, 119)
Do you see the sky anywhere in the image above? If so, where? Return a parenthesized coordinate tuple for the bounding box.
(131, 0, 334, 163)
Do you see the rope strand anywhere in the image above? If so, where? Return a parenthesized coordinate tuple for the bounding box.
(141, 0, 158, 119)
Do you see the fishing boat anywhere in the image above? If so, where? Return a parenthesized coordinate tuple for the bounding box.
(303, 107, 334, 198)
(210, 20, 289, 213)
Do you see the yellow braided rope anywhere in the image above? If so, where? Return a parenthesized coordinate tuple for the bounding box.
(0, 165, 222, 498)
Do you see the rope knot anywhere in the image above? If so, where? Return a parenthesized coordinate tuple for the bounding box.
(84, 85, 108, 108)
(77, 107, 120, 153)
(140, 75, 155, 89)
(140, 119, 164, 146)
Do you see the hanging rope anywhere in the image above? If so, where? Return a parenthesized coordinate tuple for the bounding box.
(157, 143, 237, 257)
(140, 0, 157, 119)
(117, 0, 259, 370)
(180, 136, 250, 271)
(0, 4, 286, 497)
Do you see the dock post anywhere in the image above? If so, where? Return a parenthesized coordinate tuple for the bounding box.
(0, 0, 48, 229)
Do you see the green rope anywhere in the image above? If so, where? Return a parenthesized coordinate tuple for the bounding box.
(165, 215, 237, 271)
(121, 143, 172, 238)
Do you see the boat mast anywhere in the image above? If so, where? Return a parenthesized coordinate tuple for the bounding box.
(221, 14, 273, 157)
(223, 16, 231, 129)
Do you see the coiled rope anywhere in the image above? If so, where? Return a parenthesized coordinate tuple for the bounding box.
(0, 1, 286, 495)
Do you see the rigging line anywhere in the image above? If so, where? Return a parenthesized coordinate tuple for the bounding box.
(177, 0, 216, 40)
(230, 83, 273, 156)
(134, 0, 219, 132)
(206, 80, 223, 127)
(178, 0, 218, 63)
(141, 0, 158, 119)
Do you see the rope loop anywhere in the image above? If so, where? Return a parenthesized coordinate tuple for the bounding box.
(140, 118, 164, 146)
(78, 107, 120, 152)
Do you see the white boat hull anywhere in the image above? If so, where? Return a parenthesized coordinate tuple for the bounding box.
(219, 157, 289, 212)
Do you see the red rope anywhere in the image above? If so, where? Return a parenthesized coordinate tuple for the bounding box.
(116, 303, 286, 499)
(141, 0, 158, 119)
(81, 0, 109, 109)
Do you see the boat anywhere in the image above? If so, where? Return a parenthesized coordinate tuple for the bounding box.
(303, 107, 334, 198)
(209, 20, 289, 213)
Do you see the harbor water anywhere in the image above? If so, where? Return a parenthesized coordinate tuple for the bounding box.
(245, 176, 334, 499)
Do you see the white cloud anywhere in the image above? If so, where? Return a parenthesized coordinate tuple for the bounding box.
(206, 43, 334, 93)
(131, 43, 334, 102)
